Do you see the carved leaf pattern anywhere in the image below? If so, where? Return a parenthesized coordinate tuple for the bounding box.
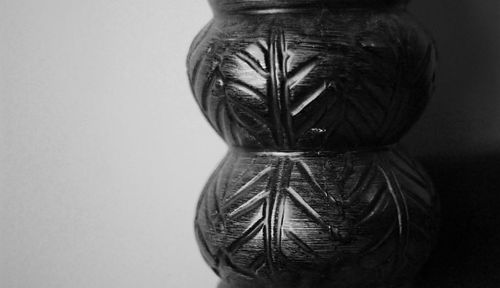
(190, 27, 331, 149)
(195, 154, 346, 278)
(355, 17, 437, 143)
(188, 19, 436, 149)
(336, 149, 437, 276)
(195, 150, 438, 280)
(293, 16, 437, 149)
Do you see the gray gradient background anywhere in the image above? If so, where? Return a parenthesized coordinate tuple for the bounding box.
(1, 1, 499, 287)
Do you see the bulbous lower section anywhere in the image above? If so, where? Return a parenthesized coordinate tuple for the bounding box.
(187, 9, 436, 151)
(195, 147, 439, 288)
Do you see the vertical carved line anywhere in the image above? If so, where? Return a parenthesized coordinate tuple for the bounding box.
(268, 28, 285, 148)
(268, 27, 296, 149)
(263, 158, 280, 275)
(265, 158, 283, 275)
(277, 30, 295, 147)
(270, 158, 293, 273)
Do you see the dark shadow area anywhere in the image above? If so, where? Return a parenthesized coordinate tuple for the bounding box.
(405, 1, 500, 286)
(415, 155, 500, 288)
(404, 0, 500, 156)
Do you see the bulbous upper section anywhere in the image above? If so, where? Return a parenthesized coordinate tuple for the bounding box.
(187, 9, 436, 151)
(209, 0, 410, 14)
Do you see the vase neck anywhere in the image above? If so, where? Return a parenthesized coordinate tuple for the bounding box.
(209, 0, 409, 15)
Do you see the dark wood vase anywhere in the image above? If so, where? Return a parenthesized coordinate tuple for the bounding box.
(187, 1, 439, 287)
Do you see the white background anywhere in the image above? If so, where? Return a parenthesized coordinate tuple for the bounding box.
(1, 1, 499, 287)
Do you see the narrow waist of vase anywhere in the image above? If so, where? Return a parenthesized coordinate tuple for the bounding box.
(218, 5, 318, 15)
(229, 145, 395, 157)
(212, 3, 406, 16)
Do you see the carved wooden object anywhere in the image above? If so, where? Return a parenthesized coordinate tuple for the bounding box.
(187, 1, 439, 287)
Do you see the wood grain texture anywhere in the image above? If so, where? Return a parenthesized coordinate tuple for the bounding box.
(187, 1, 439, 287)
(195, 148, 438, 287)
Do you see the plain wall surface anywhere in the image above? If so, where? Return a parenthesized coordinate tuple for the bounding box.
(1, 1, 499, 288)
(2, 1, 221, 287)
